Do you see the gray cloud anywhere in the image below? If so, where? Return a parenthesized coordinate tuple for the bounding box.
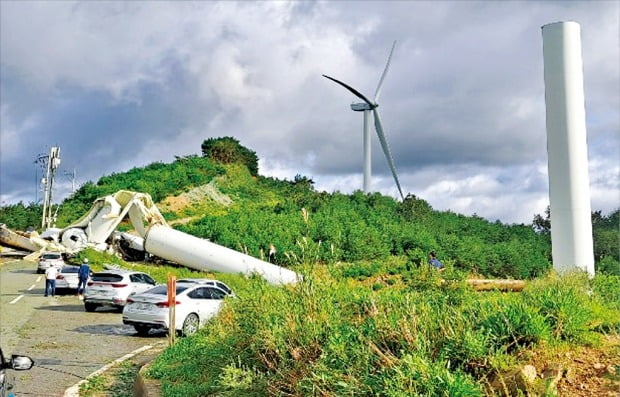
(1, 1, 617, 223)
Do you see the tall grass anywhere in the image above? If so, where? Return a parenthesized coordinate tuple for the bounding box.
(146, 265, 620, 396)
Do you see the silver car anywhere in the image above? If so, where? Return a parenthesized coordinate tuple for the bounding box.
(55, 265, 81, 291)
(37, 252, 65, 274)
(84, 269, 157, 313)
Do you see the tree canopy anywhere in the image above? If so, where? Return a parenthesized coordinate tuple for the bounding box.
(201, 136, 259, 176)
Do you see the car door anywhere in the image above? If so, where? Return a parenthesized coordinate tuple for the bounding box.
(201, 287, 226, 323)
(185, 287, 223, 326)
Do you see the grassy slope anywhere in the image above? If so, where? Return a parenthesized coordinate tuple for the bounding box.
(3, 151, 619, 395)
(143, 265, 619, 396)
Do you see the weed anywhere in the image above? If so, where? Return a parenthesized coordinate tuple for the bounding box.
(141, 263, 620, 396)
(79, 375, 105, 395)
(79, 361, 140, 397)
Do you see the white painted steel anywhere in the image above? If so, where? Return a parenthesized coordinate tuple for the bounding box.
(542, 21, 594, 276)
(363, 109, 372, 193)
(374, 41, 396, 103)
(61, 228, 88, 251)
(144, 225, 299, 285)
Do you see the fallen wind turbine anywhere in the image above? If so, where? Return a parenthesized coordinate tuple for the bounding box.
(323, 40, 404, 200)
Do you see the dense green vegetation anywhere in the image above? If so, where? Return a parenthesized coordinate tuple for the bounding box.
(1, 139, 617, 277)
(2, 138, 616, 395)
(178, 166, 549, 278)
(64, 250, 619, 396)
(0, 201, 41, 231)
(146, 266, 619, 396)
(201, 136, 259, 176)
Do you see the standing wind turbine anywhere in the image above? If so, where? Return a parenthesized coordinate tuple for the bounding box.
(323, 41, 404, 200)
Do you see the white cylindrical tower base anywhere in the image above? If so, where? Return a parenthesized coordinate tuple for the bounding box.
(363, 109, 372, 193)
(144, 225, 299, 285)
(542, 21, 595, 276)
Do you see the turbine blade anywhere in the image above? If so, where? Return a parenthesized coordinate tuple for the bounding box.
(372, 108, 404, 200)
(373, 40, 396, 103)
(322, 74, 374, 107)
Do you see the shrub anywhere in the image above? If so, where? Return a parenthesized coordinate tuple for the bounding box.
(201, 136, 259, 176)
(597, 255, 620, 276)
(341, 262, 382, 280)
(373, 353, 483, 396)
(477, 296, 551, 353)
(523, 273, 597, 342)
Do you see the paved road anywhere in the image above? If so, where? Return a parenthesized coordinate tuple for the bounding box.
(0, 259, 166, 397)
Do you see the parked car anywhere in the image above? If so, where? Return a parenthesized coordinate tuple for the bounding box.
(122, 279, 233, 336)
(84, 269, 157, 313)
(36, 251, 65, 274)
(176, 278, 233, 295)
(0, 348, 33, 397)
(55, 265, 81, 291)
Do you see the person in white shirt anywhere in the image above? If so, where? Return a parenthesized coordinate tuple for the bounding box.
(44, 266, 59, 297)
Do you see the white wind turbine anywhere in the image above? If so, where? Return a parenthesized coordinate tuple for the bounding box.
(323, 41, 404, 200)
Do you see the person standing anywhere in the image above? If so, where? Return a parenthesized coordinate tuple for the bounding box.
(428, 251, 445, 270)
(44, 265, 59, 297)
(77, 258, 91, 299)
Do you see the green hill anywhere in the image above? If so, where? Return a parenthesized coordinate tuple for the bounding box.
(1, 137, 618, 277)
(2, 137, 619, 395)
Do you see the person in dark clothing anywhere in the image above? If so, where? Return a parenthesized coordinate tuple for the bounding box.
(428, 251, 445, 270)
(77, 258, 91, 299)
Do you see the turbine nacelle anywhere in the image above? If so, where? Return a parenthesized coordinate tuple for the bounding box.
(351, 102, 375, 112)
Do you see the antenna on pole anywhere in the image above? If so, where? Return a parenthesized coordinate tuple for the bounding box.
(39, 146, 61, 229)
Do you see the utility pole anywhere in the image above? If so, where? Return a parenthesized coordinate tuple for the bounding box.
(64, 168, 77, 193)
(39, 147, 61, 230)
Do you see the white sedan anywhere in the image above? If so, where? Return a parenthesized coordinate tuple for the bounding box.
(122, 279, 233, 336)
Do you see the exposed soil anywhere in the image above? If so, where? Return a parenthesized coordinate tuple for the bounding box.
(158, 181, 232, 214)
(523, 335, 619, 396)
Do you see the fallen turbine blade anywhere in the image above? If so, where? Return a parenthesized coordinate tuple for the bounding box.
(322, 74, 374, 107)
(372, 108, 405, 200)
(373, 40, 396, 103)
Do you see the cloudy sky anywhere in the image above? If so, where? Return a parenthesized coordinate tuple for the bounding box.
(1, 1, 618, 224)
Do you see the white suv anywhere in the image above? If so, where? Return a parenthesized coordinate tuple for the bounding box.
(84, 269, 157, 312)
(37, 252, 65, 274)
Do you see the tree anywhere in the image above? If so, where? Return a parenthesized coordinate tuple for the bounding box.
(201, 137, 259, 176)
(532, 206, 551, 235)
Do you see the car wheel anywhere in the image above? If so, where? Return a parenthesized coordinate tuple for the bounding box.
(181, 313, 200, 336)
(84, 302, 98, 312)
(134, 325, 151, 336)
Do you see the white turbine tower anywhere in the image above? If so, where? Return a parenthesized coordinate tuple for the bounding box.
(323, 41, 404, 200)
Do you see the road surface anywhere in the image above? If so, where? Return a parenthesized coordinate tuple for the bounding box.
(0, 259, 165, 396)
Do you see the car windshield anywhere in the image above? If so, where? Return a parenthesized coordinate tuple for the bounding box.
(91, 273, 124, 282)
(144, 285, 191, 295)
(61, 267, 80, 273)
(42, 254, 61, 260)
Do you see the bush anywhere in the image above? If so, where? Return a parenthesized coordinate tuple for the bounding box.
(523, 273, 598, 342)
(145, 264, 620, 396)
(597, 255, 620, 276)
(201, 136, 259, 176)
(477, 297, 551, 353)
(373, 353, 483, 396)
